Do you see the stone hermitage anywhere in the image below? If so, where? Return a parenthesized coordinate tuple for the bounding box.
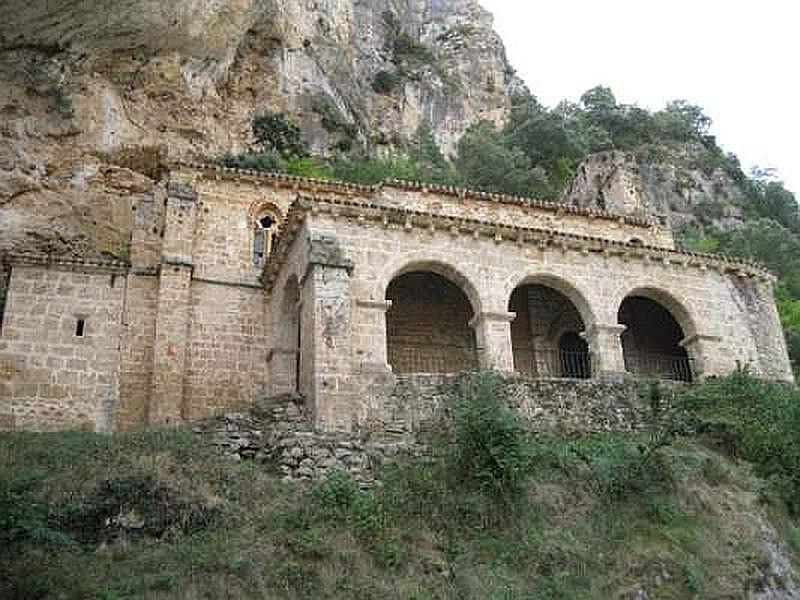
(0, 162, 792, 432)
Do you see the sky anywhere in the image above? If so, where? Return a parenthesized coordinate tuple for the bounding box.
(480, 0, 799, 195)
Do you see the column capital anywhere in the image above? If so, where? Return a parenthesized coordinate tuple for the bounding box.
(356, 299, 393, 311)
(679, 333, 722, 348)
(469, 310, 517, 328)
(584, 323, 627, 337)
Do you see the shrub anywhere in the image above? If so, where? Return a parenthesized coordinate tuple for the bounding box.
(310, 470, 383, 536)
(443, 373, 532, 501)
(252, 112, 307, 157)
(392, 33, 435, 66)
(680, 370, 800, 516)
(372, 70, 402, 94)
(219, 151, 285, 173)
(284, 156, 334, 179)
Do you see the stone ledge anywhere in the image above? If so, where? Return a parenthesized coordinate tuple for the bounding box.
(2, 252, 130, 274)
(260, 195, 774, 295)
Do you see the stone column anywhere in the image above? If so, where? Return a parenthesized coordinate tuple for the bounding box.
(584, 323, 627, 379)
(149, 183, 197, 425)
(356, 299, 393, 367)
(470, 311, 516, 372)
(301, 234, 356, 432)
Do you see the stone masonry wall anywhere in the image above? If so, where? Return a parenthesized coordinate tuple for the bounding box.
(1, 164, 791, 433)
(183, 280, 267, 421)
(294, 208, 791, 430)
(179, 165, 673, 250)
(117, 273, 159, 430)
(378, 187, 675, 248)
(0, 265, 125, 431)
(727, 277, 793, 380)
(195, 376, 655, 483)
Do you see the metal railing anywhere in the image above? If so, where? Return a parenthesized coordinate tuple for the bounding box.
(624, 352, 694, 382)
(521, 349, 592, 380)
(387, 343, 692, 383)
(387, 343, 479, 374)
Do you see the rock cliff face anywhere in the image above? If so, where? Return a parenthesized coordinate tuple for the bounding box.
(0, 0, 520, 257)
(566, 148, 746, 233)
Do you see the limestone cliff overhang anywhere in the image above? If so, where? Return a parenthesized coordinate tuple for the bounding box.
(174, 161, 661, 230)
(260, 194, 776, 295)
(2, 252, 130, 275)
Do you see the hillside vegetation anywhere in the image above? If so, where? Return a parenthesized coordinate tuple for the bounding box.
(2, 372, 798, 599)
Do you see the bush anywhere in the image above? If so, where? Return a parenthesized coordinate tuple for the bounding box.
(252, 112, 307, 157)
(219, 151, 285, 173)
(284, 156, 334, 179)
(392, 34, 435, 66)
(372, 70, 402, 94)
(680, 370, 800, 516)
(443, 373, 532, 501)
(0, 475, 217, 551)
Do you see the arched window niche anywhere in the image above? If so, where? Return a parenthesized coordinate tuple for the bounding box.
(252, 208, 281, 267)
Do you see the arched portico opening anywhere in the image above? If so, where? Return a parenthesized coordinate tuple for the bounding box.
(386, 271, 478, 374)
(617, 295, 693, 381)
(508, 283, 591, 379)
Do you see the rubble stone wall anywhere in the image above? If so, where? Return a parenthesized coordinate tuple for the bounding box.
(196, 376, 655, 483)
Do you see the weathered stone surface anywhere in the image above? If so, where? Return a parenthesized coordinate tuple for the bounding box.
(0, 0, 520, 258)
(566, 149, 746, 230)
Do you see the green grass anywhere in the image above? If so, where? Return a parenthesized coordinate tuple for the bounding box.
(1, 374, 798, 599)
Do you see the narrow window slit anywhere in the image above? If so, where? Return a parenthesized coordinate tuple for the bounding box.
(75, 318, 86, 337)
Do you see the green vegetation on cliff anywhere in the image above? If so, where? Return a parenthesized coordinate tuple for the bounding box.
(2, 373, 798, 599)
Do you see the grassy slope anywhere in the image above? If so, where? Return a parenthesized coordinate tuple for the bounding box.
(1, 376, 799, 599)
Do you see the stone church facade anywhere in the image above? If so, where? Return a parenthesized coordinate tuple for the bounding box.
(0, 162, 793, 433)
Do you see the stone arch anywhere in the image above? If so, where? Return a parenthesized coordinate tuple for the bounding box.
(247, 200, 284, 225)
(506, 273, 597, 330)
(374, 256, 483, 316)
(616, 287, 696, 381)
(384, 264, 479, 374)
(618, 286, 698, 341)
(506, 274, 595, 379)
